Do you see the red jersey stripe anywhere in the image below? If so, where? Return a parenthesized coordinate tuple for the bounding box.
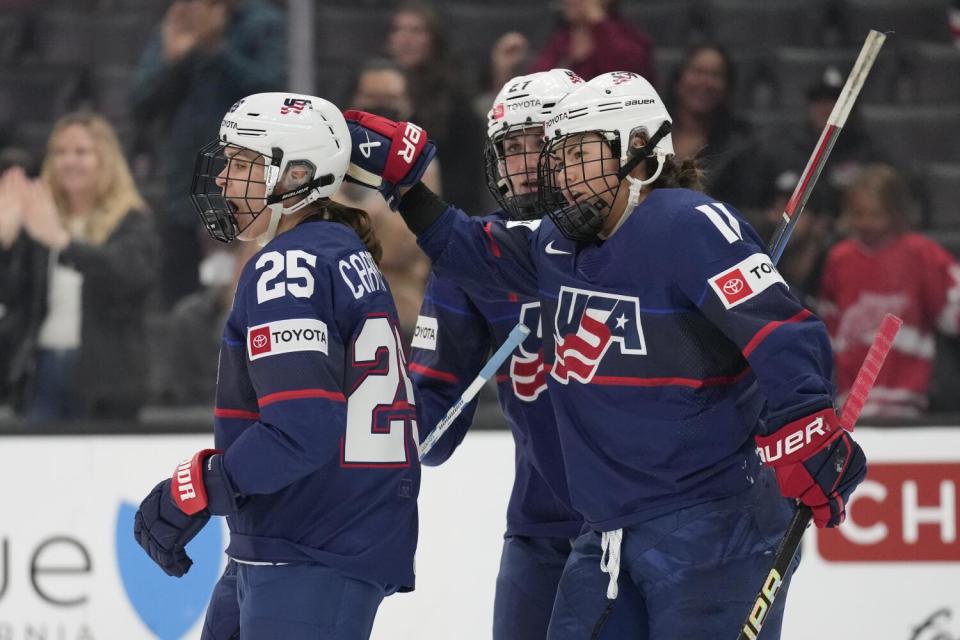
(215, 408, 260, 420)
(742, 309, 812, 358)
(408, 362, 459, 384)
(258, 388, 346, 408)
(589, 369, 750, 388)
(484, 222, 502, 258)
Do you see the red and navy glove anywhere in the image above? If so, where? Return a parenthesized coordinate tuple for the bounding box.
(133, 450, 239, 577)
(756, 408, 867, 528)
(343, 109, 437, 210)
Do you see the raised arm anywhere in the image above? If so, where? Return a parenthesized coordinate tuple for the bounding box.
(342, 110, 540, 297)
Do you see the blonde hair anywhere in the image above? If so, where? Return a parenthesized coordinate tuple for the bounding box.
(41, 112, 147, 245)
(844, 163, 919, 231)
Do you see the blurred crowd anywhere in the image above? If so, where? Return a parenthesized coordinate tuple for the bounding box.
(1, 0, 959, 426)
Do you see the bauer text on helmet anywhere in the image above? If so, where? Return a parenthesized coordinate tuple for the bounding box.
(537, 72, 674, 242)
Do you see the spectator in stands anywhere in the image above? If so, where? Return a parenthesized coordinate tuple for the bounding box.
(819, 164, 960, 417)
(758, 67, 887, 220)
(473, 31, 531, 121)
(386, 1, 488, 213)
(0, 113, 158, 422)
(155, 240, 258, 406)
(336, 59, 435, 342)
(350, 58, 415, 125)
(666, 43, 765, 209)
(950, 0, 960, 48)
(130, 0, 286, 309)
(757, 170, 833, 308)
(528, 0, 655, 83)
(0, 152, 37, 406)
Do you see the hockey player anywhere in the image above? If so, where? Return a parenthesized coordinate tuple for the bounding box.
(409, 69, 642, 638)
(346, 72, 867, 638)
(133, 93, 426, 640)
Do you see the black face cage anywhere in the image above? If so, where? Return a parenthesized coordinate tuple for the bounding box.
(535, 121, 673, 243)
(191, 139, 275, 243)
(483, 123, 559, 221)
(536, 130, 624, 243)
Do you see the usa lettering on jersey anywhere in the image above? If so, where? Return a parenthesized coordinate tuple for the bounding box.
(509, 302, 547, 401)
(552, 287, 646, 384)
(709, 254, 786, 309)
(248, 318, 329, 361)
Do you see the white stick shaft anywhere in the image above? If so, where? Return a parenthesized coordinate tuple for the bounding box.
(418, 323, 530, 459)
(829, 29, 887, 128)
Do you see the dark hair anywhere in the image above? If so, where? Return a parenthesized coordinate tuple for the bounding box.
(667, 42, 738, 141)
(628, 131, 704, 191)
(389, 1, 462, 134)
(649, 155, 704, 192)
(390, 1, 449, 66)
(321, 200, 384, 264)
(348, 58, 407, 103)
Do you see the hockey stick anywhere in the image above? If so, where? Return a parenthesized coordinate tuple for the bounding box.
(737, 313, 902, 640)
(767, 29, 886, 263)
(737, 30, 890, 639)
(418, 322, 531, 459)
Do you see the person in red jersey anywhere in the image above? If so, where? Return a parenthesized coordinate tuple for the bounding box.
(819, 164, 960, 417)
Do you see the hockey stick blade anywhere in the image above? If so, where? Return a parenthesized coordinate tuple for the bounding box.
(736, 314, 902, 640)
(840, 313, 903, 428)
(418, 322, 530, 459)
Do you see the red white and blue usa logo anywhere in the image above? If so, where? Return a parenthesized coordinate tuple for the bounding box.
(551, 286, 646, 384)
(510, 302, 547, 401)
(280, 98, 311, 115)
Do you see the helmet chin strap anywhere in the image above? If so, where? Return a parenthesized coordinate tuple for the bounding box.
(625, 149, 667, 208)
(253, 160, 334, 246)
(254, 204, 284, 247)
(254, 189, 323, 247)
(602, 149, 668, 240)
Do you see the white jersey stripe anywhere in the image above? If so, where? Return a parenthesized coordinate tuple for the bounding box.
(695, 204, 742, 244)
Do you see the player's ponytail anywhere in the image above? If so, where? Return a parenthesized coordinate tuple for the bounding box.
(647, 155, 704, 192)
(321, 201, 384, 264)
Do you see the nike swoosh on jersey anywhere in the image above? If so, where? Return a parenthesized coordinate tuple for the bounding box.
(545, 241, 572, 255)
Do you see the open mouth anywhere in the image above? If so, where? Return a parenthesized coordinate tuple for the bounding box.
(514, 178, 539, 194)
(569, 191, 585, 203)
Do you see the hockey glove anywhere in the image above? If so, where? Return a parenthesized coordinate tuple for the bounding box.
(755, 408, 867, 528)
(133, 450, 239, 577)
(343, 109, 437, 210)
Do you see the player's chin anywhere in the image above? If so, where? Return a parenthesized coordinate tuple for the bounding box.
(232, 209, 262, 241)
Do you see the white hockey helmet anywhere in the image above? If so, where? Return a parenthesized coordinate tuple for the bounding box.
(484, 69, 584, 220)
(537, 71, 674, 242)
(191, 92, 351, 244)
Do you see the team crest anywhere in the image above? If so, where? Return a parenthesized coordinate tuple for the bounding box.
(509, 302, 547, 401)
(280, 98, 312, 115)
(552, 287, 646, 384)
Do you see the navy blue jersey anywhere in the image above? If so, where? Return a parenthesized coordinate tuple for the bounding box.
(410, 212, 583, 539)
(213, 217, 419, 591)
(415, 188, 835, 531)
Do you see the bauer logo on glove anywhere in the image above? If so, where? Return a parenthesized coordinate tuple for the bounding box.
(343, 110, 437, 210)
